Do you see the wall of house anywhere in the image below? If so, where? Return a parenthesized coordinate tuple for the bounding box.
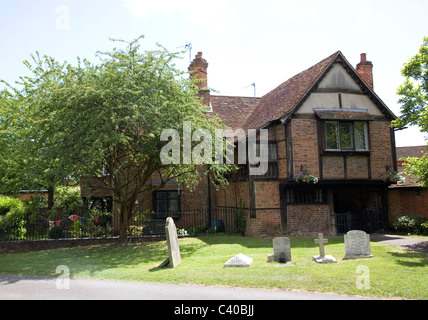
(286, 204, 330, 236)
(296, 63, 383, 116)
(291, 119, 319, 178)
(388, 188, 428, 222)
(370, 121, 394, 180)
(246, 180, 282, 237)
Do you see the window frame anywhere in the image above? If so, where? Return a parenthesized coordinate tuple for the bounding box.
(324, 121, 369, 152)
(153, 190, 181, 219)
(285, 186, 327, 205)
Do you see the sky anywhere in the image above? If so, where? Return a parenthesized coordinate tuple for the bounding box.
(0, 0, 427, 147)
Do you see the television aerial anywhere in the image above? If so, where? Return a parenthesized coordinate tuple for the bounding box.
(177, 41, 193, 64)
(243, 82, 256, 97)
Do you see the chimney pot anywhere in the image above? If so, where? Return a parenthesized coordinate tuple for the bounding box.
(189, 52, 210, 106)
(356, 53, 373, 90)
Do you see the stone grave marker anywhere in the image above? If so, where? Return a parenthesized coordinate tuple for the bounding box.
(159, 217, 181, 268)
(312, 233, 337, 263)
(224, 253, 253, 268)
(344, 230, 373, 259)
(269, 237, 291, 263)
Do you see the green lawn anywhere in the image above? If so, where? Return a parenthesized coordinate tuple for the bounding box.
(0, 234, 426, 299)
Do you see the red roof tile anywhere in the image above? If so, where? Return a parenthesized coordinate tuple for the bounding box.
(211, 50, 395, 133)
(243, 51, 340, 130)
(210, 95, 260, 131)
(396, 145, 427, 160)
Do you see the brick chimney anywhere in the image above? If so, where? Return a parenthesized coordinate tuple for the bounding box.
(356, 53, 373, 90)
(189, 52, 210, 106)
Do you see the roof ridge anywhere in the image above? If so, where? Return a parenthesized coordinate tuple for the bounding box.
(243, 51, 340, 130)
(259, 51, 341, 99)
(212, 95, 261, 99)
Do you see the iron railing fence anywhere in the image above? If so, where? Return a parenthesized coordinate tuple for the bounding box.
(1, 207, 247, 242)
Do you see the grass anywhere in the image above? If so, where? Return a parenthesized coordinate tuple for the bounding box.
(0, 234, 427, 299)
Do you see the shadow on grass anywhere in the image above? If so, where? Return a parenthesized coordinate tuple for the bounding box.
(197, 233, 344, 249)
(388, 250, 428, 268)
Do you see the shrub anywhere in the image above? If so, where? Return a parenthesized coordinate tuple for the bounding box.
(235, 206, 246, 236)
(49, 225, 65, 239)
(0, 196, 23, 216)
(0, 196, 27, 240)
(421, 222, 428, 236)
(393, 215, 427, 235)
(54, 186, 84, 214)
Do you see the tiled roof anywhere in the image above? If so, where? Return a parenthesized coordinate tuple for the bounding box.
(396, 145, 427, 160)
(242, 51, 340, 130)
(211, 50, 395, 132)
(391, 145, 427, 188)
(210, 95, 260, 131)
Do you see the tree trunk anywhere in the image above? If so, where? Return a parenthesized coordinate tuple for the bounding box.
(47, 186, 55, 210)
(119, 204, 129, 243)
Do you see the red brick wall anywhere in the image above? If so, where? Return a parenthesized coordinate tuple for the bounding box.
(246, 181, 282, 238)
(292, 119, 319, 177)
(246, 209, 282, 238)
(347, 156, 369, 179)
(370, 121, 393, 180)
(388, 188, 428, 223)
(322, 156, 345, 179)
(275, 124, 288, 179)
(287, 204, 330, 236)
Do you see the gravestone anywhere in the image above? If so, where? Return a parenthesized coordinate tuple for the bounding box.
(160, 217, 181, 268)
(224, 253, 253, 268)
(312, 233, 337, 263)
(344, 230, 373, 259)
(271, 237, 291, 263)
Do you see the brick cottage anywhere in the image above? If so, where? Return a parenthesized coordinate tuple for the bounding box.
(82, 51, 398, 237)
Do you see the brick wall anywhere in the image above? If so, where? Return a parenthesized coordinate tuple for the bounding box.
(275, 124, 288, 179)
(347, 156, 369, 179)
(370, 121, 393, 180)
(292, 119, 319, 177)
(287, 204, 330, 236)
(246, 209, 282, 238)
(388, 188, 428, 223)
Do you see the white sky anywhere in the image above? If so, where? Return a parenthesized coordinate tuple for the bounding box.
(1, 0, 427, 147)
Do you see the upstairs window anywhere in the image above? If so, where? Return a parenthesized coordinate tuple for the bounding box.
(254, 142, 278, 160)
(325, 121, 368, 151)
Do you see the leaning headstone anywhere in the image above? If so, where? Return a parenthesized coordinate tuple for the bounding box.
(344, 230, 373, 259)
(224, 253, 253, 268)
(159, 217, 181, 268)
(272, 237, 291, 263)
(312, 233, 337, 263)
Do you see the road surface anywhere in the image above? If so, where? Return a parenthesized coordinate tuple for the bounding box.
(0, 275, 370, 300)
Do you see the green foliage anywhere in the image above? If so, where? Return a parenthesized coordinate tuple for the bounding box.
(0, 35, 235, 242)
(54, 186, 83, 214)
(0, 196, 27, 239)
(421, 222, 428, 236)
(402, 153, 428, 187)
(392, 36, 428, 132)
(49, 225, 64, 239)
(391, 37, 428, 187)
(0, 196, 23, 216)
(393, 215, 427, 235)
(235, 203, 246, 236)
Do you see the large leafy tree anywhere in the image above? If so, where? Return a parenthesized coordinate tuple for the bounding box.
(3, 36, 232, 242)
(392, 36, 428, 187)
(0, 53, 73, 208)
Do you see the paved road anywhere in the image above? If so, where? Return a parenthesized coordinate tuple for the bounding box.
(371, 234, 428, 254)
(0, 275, 369, 300)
